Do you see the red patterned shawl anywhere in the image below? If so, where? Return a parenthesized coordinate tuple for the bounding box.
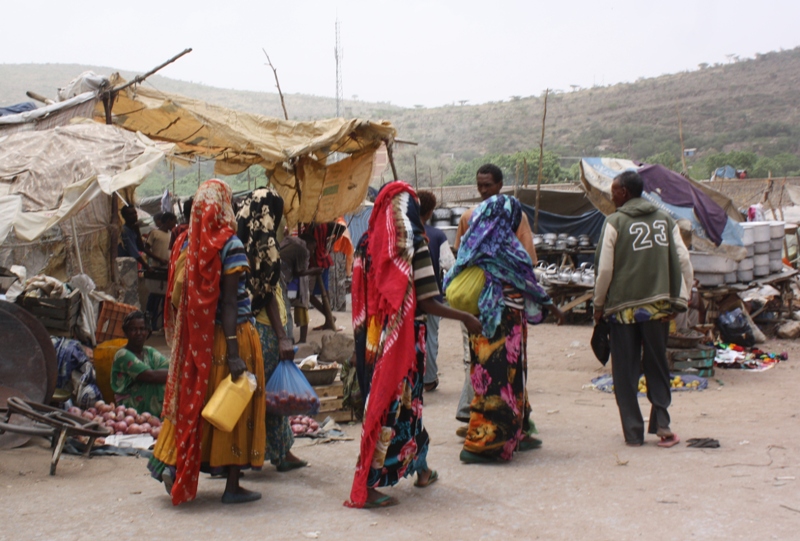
(161, 179, 236, 505)
(346, 181, 419, 507)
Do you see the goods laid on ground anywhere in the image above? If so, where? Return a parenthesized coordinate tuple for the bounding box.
(714, 342, 787, 371)
(289, 415, 321, 436)
(66, 400, 162, 441)
(589, 373, 708, 395)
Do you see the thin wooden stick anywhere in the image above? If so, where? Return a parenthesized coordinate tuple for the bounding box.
(386, 140, 399, 181)
(413, 154, 419, 191)
(262, 49, 289, 121)
(111, 48, 193, 93)
(677, 104, 688, 174)
(534, 89, 549, 234)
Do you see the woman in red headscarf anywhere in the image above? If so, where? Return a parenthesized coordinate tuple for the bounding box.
(345, 181, 482, 508)
(148, 179, 266, 505)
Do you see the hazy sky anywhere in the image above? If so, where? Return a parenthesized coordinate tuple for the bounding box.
(2, 0, 798, 108)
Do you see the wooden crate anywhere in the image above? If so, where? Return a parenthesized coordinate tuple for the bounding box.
(672, 358, 714, 371)
(20, 288, 81, 331)
(312, 379, 356, 423)
(674, 367, 715, 378)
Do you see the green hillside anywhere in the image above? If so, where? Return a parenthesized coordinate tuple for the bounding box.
(2, 47, 799, 194)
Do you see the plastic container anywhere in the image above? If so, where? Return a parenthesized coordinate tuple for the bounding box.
(769, 259, 784, 273)
(738, 257, 754, 271)
(695, 272, 725, 287)
(93, 338, 128, 403)
(754, 265, 769, 277)
(754, 254, 770, 267)
(770, 238, 783, 251)
(689, 252, 736, 274)
(739, 224, 755, 246)
(769, 221, 785, 239)
(202, 372, 257, 432)
(737, 269, 754, 283)
(751, 222, 771, 243)
(754, 241, 770, 254)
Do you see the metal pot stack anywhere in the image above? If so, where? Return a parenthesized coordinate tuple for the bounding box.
(768, 221, 785, 274)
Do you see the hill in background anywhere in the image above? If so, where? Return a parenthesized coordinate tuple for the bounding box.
(1, 47, 798, 191)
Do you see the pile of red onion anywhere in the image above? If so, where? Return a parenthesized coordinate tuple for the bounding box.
(67, 400, 162, 439)
(289, 415, 320, 437)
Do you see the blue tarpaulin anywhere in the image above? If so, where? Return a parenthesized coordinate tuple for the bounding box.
(0, 102, 37, 117)
(520, 207, 605, 244)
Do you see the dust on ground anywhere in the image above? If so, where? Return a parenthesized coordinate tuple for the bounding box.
(2, 311, 799, 541)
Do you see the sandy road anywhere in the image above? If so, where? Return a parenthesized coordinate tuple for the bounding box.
(2, 313, 799, 541)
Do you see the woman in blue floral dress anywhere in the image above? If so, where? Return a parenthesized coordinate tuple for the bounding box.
(445, 195, 564, 463)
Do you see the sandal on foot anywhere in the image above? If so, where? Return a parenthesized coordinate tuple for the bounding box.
(657, 434, 680, 448)
(414, 469, 439, 488)
(276, 459, 308, 472)
(460, 449, 497, 464)
(363, 495, 398, 509)
(221, 489, 262, 504)
(161, 470, 174, 496)
(518, 437, 542, 451)
(424, 380, 439, 392)
(455, 426, 468, 438)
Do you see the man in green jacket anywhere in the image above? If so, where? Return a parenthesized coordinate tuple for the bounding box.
(593, 171, 693, 448)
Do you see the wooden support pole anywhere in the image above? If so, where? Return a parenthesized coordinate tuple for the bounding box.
(413, 154, 418, 190)
(534, 89, 549, 234)
(677, 104, 688, 174)
(262, 48, 289, 121)
(110, 48, 193, 94)
(385, 140, 399, 181)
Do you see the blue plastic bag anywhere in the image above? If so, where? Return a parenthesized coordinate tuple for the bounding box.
(265, 360, 320, 416)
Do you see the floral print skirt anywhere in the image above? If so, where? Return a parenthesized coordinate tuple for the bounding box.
(464, 305, 535, 460)
(366, 320, 430, 488)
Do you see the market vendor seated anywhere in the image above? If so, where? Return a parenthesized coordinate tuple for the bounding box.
(111, 311, 170, 415)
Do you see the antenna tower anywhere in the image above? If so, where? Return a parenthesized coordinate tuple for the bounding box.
(335, 19, 343, 117)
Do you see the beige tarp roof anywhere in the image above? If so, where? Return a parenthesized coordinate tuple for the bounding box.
(95, 74, 397, 226)
(0, 122, 170, 241)
(0, 122, 172, 288)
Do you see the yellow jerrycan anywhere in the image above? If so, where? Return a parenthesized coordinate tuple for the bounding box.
(202, 372, 257, 432)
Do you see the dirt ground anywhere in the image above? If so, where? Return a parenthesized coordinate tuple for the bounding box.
(2, 310, 799, 541)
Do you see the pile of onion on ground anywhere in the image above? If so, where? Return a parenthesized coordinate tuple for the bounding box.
(67, 400, 161, 439)
(289, 415, 320, 437)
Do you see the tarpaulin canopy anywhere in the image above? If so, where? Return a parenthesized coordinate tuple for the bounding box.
(95, 74, 397, 226)
(0, 123, 173, 288)
(580, 158, 746, 259)
(522, 208, 605, 243)
(0, 102, 37, 117)
(0, 92, 99, 136)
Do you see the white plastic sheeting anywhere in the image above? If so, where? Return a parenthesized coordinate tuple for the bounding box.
(0, 122, 171, 243)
